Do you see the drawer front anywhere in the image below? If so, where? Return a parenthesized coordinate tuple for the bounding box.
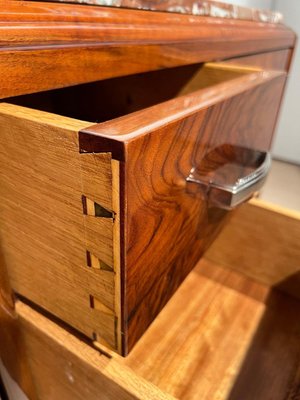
(0, 64, 286, 355)
(81, 66, 287, 353)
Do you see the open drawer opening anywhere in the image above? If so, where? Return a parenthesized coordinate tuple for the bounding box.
(11, 199, 300, 399)
(120, 198, 300, 399)
(5, 63, 250, 123)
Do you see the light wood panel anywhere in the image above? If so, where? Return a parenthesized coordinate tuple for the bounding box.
(80, 153, 113, 211)
(124, 258, 300, 400)
(0, 248, 37, 400)
(0, 103, 121, 351)
(205, 198, 300, 300)
(5, 258, 300, 400)
(3, 200, 300, 399)
(9, 301, 172, 400)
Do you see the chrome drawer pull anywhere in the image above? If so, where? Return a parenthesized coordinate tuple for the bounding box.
(187, 145, 271, 210)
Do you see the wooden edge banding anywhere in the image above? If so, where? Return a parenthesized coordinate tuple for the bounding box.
(79, 134, 126, 161)
(0, 102, 89, 132)
(204, 62, 263, 73)
(79, 67, 286, 150)
(1, 2, 295, 49)
(250, 198, 300, 220)
(112, 159, 122, 354)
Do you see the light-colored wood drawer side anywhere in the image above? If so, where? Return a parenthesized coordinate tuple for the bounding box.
(0, 103, 122, 352)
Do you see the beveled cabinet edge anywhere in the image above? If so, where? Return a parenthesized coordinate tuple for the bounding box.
(0, 1, 295, 99)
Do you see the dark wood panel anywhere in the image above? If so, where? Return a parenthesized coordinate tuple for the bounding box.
(0, 1, 295, 98)
(225, 48, 292, 71)
(81, 68, 286, 353)
(124, 75, 286, 352)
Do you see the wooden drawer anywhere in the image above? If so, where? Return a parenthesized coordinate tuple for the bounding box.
(0, 62, 286, 354)
(1, 198, 300, 400)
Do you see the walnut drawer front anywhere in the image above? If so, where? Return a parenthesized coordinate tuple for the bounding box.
(0, 63, 287, 354)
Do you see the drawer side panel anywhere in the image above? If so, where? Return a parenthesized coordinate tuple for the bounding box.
(0, 104, 121, 351)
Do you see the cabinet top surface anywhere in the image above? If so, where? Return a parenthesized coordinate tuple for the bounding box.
(45, 0, 283, 24)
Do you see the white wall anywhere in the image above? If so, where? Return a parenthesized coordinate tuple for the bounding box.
(220, 0, 273, 9)
(217, 0, 300, 165)
(271, 0, 300, 164)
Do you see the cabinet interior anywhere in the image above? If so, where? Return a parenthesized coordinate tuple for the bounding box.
(122, 257, 300, 400)
(5, 63, 248, 123)
(121, 199, 300, 400)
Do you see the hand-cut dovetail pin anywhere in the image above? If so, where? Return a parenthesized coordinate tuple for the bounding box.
(89, 295, 114, 316)
(86, 250, 113, 271)
(82, 195, 114, 218)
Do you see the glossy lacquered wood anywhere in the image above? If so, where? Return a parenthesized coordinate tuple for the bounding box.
(225, 48, 293, 71)
(0, 1, 295, 98)
(80, 65, 286, 352)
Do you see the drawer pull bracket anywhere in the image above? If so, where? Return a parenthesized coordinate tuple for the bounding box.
(186, 145, 271, 210)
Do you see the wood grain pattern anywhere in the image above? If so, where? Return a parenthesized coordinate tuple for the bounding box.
(112, 159, 123, 353)
(0, 103, 121, 350)
(5, 258, 300, 399)
(205, 198, 300, 300)
(124, 258, 300, 400)
(5, 238, 300, 399)
(81, 66, 287, 352)
(0, 1, 295, 99)
(14, 301, 173, 400)
(0, 247, 38, 400)
(225, 48, 293, 71)
(1, 64, 289, 354)
(80, 153, 113, 211)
